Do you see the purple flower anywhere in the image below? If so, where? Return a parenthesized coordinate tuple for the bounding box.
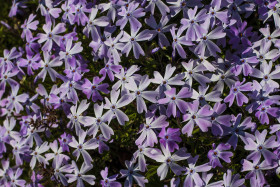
(149, 144, 190, 180)
(83, 8, 109, 41)
(66, 161, 96, 186)
(183, 155, 211, 187)
(251, 61, 280, 89)
(194, 19, 226, 57)
(180, 6, 208, 41)
(207, 143, 233, 168)
(182, 100, 213, 137)
(53, 156, 73, 186)
(69, 129, 98, 166)
(19, 53, 41, 76)
(45, 140, 70, 163)
(104, 89, 133, 125)
(38, 23, 66, 52)
(159, 128, 182, 152)
(120, 28, 152, 59)
(113, 65, 140, 94)
(10, 138, 29, 166)
(72, 3, 91, 26)
(100, 167, 121, 187)
(223, 169, 245, 187)
(224, 79, 253, 107)
(158, 87, 192, 117)
(146, 0, 170, 15)
(120, 160, 148, 187)
(151, 64, 185, 96)
(82, 77, 109, 102)
(191, 86, 222, 105)
(126, 75, 158, 113)
(170, 26, 193, 59)
(241, 156, 278, 186)
(58, 133, 72, 153)
(85, 103, 114, 139)
(7, 168, 26, 187)
(21, 14, 39, 40)
(116, 2, 145, 31)
(36, 52, 63, 82)
(255, 99, 279, 125)
(244, 129, 279, 165)
(135, 115, 168, 147)
(145, 15, 175, 48)
(99, 62, 122, 82)
(59, 38, 83, 68)
(7, 85, 29, 114)
(133, 145, 159, 172)
(0, 47, 21, 70)
(30, 142, 50, 169)
(182, 60, 211, 87)
(223, 114, 255, 149)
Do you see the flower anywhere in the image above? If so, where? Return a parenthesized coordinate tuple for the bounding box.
(182, 100, 213, 137)
(120, 160, 148, 187)
(30, 142, 50, 169)
(69, 129, 98, 166)
(158, 87, 192, 117)
(244, 129, 279, 165)
(224, 79, 253, 107)
(66, 161, 96, 186)
(183, 155, 211, 187)
(135, 115, 169, 147)
(103, 89, 133, 125)
(149, 144, 190, 180)
(38, 23, 66, 52)
(100, 167, 121, 187)
(207, 143, 233, 168)
(36, 52, 63, 82)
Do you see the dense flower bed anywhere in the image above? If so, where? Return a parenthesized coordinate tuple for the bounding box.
(0, 0, 280, 186)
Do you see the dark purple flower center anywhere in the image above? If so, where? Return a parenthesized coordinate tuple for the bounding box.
(78, 145, 82, 149)
(78, 173, 81, 177)
(211, 116, 215, 120)
(213, 151, 218, 155)
(192, 115, 196, 119)
(261, 107, 265, 111)
(131, 38, 135, 41)
(92, 85, 96, 90)
(137, 91, 141, 95)
(112, 105, 116, 109)
(255, 165, 259, 169)
(4, 75, 8, 79)
(63, 139, 67, 142)
(264, 75, 268, 80)
(157, 28, 161, 32)
(127, 13, 130, 17)
(165, 135, 169, 139)
(203, 36, 207, 40)
(259, 55, 263, 59)
(163, 80, 167, 84)
(45, 64, 49, 67)
(174, 38, 177, 42)
(97, 119, 101, 123)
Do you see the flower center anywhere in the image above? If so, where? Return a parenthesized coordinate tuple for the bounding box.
(137, 91, 141, 95)
(92, 85, 96, 90)
(165, 135, 169, 139)
(192, 115, 196, 119)
(172, 97, 176, 100)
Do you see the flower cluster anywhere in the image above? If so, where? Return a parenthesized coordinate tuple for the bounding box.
(0, 0, 280, 186)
